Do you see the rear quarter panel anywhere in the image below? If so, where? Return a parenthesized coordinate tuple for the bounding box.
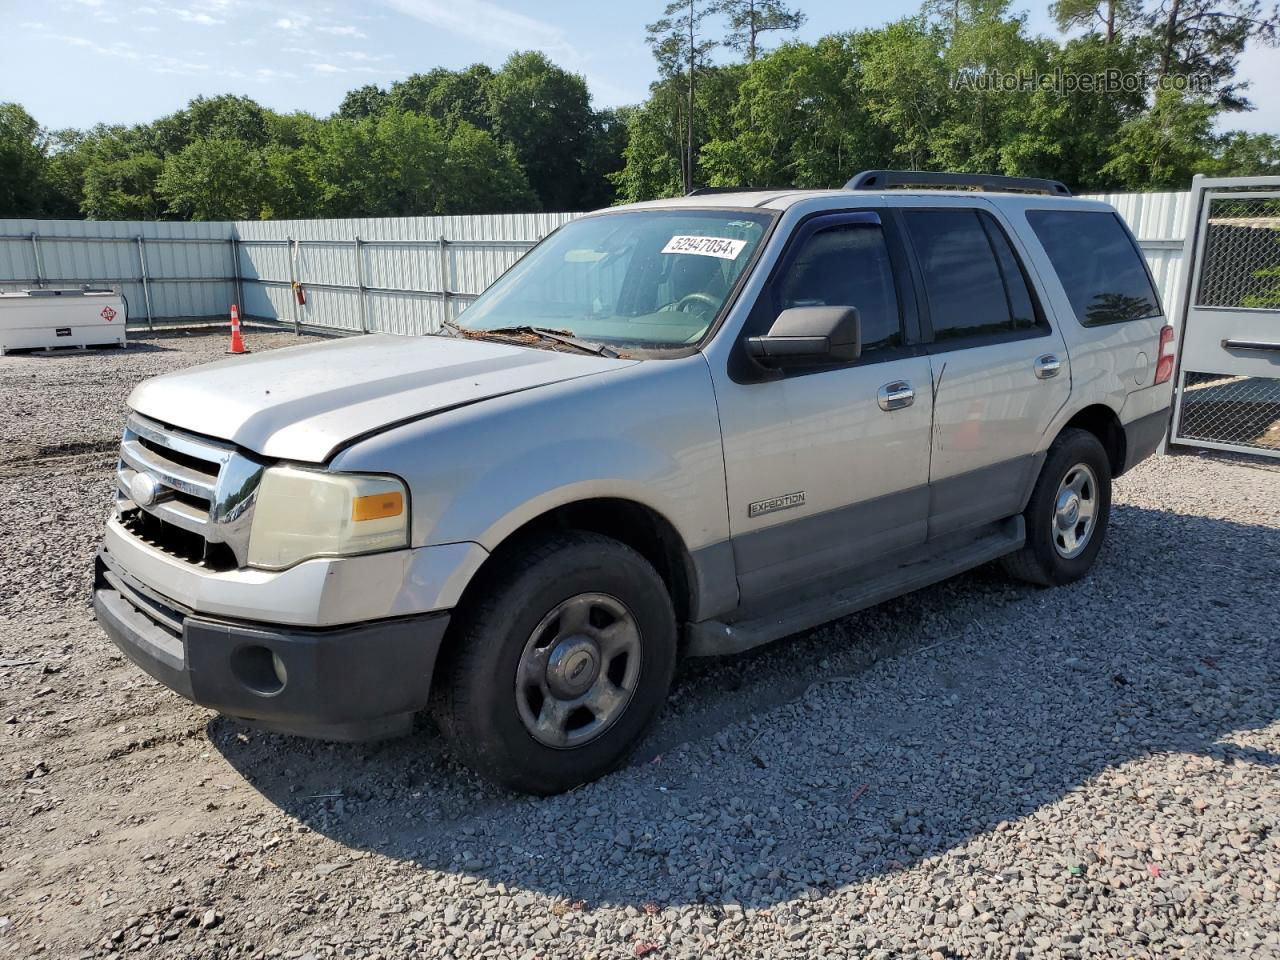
(1001, 196, 1171, 436)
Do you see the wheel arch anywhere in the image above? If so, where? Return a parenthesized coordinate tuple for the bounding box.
(1059, 403, 1126, 477)
(448, 496, 702, 638)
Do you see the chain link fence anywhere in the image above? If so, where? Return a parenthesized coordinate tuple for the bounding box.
(1195, 197, 1280, 308)
(1176, 372, 1280, 452)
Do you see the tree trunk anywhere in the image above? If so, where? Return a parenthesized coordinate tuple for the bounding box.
(1160, 0, 1180, 78)
(748, 0, 758, 62)
(1105, 0, 1115, 43)
(686, 0, 695, 193)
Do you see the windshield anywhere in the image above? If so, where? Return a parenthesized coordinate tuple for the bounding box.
(455, 209, 772, 349)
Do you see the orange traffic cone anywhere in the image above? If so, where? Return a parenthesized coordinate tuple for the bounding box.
(227, 304, 250, 355)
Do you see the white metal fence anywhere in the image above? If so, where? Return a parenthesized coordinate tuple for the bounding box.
(0, 192, 1189, 336)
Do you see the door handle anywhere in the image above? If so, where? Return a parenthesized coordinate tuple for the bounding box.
(1222, 339, 1280, 352)
(878, 380, 914, 411)
(1034, 354, 1061, 379)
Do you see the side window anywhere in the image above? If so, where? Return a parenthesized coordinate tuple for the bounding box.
(903, 208, 1042, 341)
(981, 213, 1039, 330)
(1026, 210, 1161, 326)
(776, 222, 902, 354)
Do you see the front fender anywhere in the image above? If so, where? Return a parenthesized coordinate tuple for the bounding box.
(329, 355, 731, 557)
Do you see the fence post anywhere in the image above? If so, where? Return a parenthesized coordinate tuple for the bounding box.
(136, 236, 154, 331)
(437, 235, 451, 330)
(230, 236, 244, 318)
(354, 235, 368, 334)
(29, 232, 45, 288)
(287, 236, 300, 335)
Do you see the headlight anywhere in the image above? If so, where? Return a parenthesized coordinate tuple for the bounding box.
(247, 467, 409, 570)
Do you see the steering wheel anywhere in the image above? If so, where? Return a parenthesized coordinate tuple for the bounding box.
(672, 292, 718, 313)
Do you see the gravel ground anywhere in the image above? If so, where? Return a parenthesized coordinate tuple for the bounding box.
(1, 332, 1277, 960)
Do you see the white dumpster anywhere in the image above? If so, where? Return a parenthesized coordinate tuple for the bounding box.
(0, 289, 127, 354)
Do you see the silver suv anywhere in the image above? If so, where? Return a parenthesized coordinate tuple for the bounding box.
(94, 171, 1175, 793)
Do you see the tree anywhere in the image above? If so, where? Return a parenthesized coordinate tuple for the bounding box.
(82, 153, 165, 219)
(156, 138, 271, 220)
(1101, 87, 1219, 188)
(1211, 130, 1280, 175)
(487, 52, 597, 209)
(337, 84, 388, 120)
(701, 38, 880, 188)
(715, 0, 806, 60)
(0, 103, 47, 217)
(647, 0, 720, 193)
(444, 122, 539, 212)
(1050, 0, 1141, 42)
(1147, 0, 1280, 110)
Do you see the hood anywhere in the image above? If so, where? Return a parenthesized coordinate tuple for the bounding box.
(128, 334, 637, 462)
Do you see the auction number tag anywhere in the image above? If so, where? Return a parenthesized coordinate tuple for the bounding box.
(661, 235, 748, 260)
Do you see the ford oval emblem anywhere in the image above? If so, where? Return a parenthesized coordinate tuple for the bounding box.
(129, 472, 161, 507)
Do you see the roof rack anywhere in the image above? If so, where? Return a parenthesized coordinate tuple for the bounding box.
(685, 186, 781, 196)
(844, 170, 1072, 197)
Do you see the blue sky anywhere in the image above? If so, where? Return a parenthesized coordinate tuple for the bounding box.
(4, 0, 1277, 134)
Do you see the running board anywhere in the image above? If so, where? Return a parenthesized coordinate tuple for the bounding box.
(685, 516, 1024, 657)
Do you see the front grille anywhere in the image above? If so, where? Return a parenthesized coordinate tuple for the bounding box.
(114, 413, 263, 569)
(118, 507, 238, 570)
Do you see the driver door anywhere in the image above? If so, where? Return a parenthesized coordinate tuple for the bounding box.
(709, 212, 935, 605)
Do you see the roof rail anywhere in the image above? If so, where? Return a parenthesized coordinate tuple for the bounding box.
(685, 186, 778, 196)
(844, 170, 1072, 197)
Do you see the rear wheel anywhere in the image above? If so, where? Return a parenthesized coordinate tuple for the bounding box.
(432, 532, 677, 794)
(1002, 428, 1112, 586)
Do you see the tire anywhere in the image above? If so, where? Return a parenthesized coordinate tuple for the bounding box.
(432, 531, 677, 795)
(1001, 427, 1112, 587)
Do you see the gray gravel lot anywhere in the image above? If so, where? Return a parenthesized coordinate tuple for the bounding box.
(1, 332, 1277, 959)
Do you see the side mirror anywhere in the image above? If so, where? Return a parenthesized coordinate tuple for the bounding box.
(745, 305, 861, 367)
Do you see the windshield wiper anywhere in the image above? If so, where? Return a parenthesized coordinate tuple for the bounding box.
(458, 324, 620, 358)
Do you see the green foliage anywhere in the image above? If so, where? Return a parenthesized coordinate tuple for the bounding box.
(4, 3, 1279, 223)
(82, 153, 165, 220)
(0, 103, 46, 217)
(1101, 87, 1220, 188)
(157, 138, 270, 220)
(715, 0, 806, 60)
(487, 52, 600, 210)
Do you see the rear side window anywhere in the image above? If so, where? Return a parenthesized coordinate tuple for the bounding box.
(777, 221, 902, 353)
(903, 209, 1043, 341)
(1026, 210, 1161, 326)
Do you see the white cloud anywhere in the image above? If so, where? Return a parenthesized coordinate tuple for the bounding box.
(318, 25, 367, 38)
(138, 24, 160, 31)
(275, 16, 309, 31)
(72, 0, 104, 7)
(19, 21, 46, 29)
(340, 50, 392, 62)
(309, 63, 344, 73)
(283, 45, 323, 56)
(255, 67, 299, 81)
(171, 8, 225, 25)
(381, 0, 577, 59)
(134, 5, 159, 12)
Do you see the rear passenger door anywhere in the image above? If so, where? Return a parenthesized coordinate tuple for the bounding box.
(899, 205, 1071, 538)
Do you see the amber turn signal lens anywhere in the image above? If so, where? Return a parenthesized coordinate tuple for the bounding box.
(351, 491, 404, 521)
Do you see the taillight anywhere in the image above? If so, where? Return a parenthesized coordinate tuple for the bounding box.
(1154, 324, 1176, 384)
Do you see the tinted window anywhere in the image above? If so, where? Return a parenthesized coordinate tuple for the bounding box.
(982, 215, 1039, 329)
(904, 209, 1038, 340)
(1027, 210, 1161, 326)
(777, 222, 901, 353)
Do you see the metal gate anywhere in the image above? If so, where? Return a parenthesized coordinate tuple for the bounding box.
(1170, 175, 1280, 457)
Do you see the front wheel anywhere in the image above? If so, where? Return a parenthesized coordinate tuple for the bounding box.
(432, 532, 677, 794)
(1002, 428, 1112, 587)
